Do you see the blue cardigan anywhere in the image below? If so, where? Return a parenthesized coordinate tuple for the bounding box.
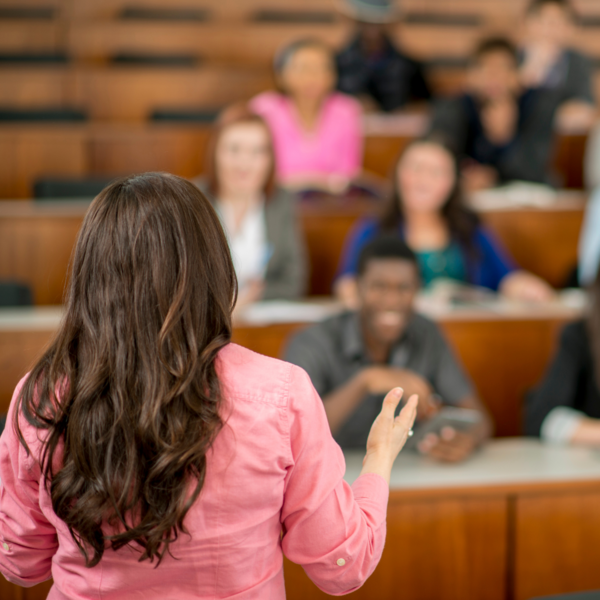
(337, 218, 517, 291)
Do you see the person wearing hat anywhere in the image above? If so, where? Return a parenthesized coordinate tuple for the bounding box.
(334, 0, 431, 112)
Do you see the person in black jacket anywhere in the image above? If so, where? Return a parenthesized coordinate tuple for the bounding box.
(429, 37, 561, 191)
(520, 0, 596, 131)
(335, 0, 431, 112)
(525, 270, 600, 446)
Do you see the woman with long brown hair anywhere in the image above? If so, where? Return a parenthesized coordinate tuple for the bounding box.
(335, 137, 553, 307)
(195, 104, 307, 309)
(0, 173, 417, 599)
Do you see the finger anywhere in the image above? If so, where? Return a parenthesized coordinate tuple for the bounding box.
(394, 394, 418, 429)
(380, 387, 404, 420)
(440, 426, 456, 441)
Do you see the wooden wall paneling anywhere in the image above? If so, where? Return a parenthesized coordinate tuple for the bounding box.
(72, 66, 273, 121)
(0, 214, 83, 304)
(300, 201, 378, 296)
(0, 126, 87, 198)
(480, 206, 584, 288)
(68, 21, 350, 64)
(363, 135, 412, 179)
(439, 318, 567, 437)
(284, 494, 507, 600)
(0, 20, 62, 53)
(0, 68, 74, 108)
(551, 133, 587, 190)
(514, 489, 600, 600)
(88, 125, 211, 177)
(0, 329, 55, 413)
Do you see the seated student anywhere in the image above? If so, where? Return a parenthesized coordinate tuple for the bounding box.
(335, 0, 431, 112)
(577, 187, 600, 288)
(194, 104, 307, 309)
(285, 235, 492, 462)
(525, 268, 600, 446)
(335, 137, 554, 307)
(250, 38, 362, 194)
(520, 0, 596, 132)
(430, 37, 561, 191)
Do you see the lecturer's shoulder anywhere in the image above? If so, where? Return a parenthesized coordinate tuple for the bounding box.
(217, 342, 302, 407)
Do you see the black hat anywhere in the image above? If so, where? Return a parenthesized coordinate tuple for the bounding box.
(334, 0, 401, 23)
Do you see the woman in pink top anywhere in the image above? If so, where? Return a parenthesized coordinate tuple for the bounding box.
(0, 173, 417, 599)
(250, 39, 363, 194)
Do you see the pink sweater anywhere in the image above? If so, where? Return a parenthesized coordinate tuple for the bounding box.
(0, 343, 389, 599)
(250, 91, 363, 182)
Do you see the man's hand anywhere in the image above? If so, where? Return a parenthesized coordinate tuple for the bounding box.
(417, 426, 478, 463)
(362, 367, 440, 421)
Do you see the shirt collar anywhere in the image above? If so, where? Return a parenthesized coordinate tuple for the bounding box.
(341, 311, 416, 363)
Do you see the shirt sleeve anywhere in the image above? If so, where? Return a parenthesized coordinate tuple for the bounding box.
(283, 328, 332, 398)
(281, 365, 389, 596)
(336, 218, 379, 280)
(565, 52, 595, 104)
(0, 377, 58, 586)
(473, 227, 517, 291)
(578, 187, 600, 286)
(429, 326, 474, 405)
(524, 322, 586, 437)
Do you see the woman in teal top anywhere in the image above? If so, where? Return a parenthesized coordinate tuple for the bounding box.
(335, 137, 554, 305)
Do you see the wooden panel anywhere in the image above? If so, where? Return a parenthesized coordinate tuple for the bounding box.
(0, 68, 74, 108)
(284, 495, 507, 600)
(0, 21, 63, 53)
(300, 201, 378, 296)
(0, 214, 83, 304)
(439, 319, 566, 437)
(89, 125, 211, 177)
(481, 207, 584, 288)
(0, 126, 87, 198)
(515, 490, 600, 600)
(72, 66, 273, 121)
(0, 329, 55, 413)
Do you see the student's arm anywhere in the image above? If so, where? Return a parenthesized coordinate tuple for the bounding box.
(262, 192, 308, 300)
(525, 322, 593, 445)
(0, 378, 58, 586)
(416, 324, 492, 462)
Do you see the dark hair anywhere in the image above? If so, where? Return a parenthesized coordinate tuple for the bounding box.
(379, 136, 479, 252)
(16, 173, 237, 567)
(526, 0, 576, 18)
(204, 103, 276, 198)
(273, 37, 334, 80)
(357, 234, 418, 276)
(472, 37, 518, 65)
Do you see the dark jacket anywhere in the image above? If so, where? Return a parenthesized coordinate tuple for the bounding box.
(194, 180, 308, 300)
(525, 321, 600, 436)
(336, 33, 431, 112)
(429, 90, 561, 185)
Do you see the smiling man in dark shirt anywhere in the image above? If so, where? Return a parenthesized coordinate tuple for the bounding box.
(285, 236, 492, 462)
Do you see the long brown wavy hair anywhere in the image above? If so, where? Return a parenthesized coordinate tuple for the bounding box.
(380, 136, 480, 254)
(16, 172, 237, 567)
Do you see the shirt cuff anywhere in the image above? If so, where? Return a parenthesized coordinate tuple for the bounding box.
(350, 473, 389, 527)
(540, 406, 586, 445)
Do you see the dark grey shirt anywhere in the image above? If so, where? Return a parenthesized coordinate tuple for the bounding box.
(284, 311, 474, 449)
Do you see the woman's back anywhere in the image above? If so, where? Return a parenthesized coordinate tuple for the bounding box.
(1, 343, 390, 599)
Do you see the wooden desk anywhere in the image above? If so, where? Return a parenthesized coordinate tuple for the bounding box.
(0, 296, 583, 437)
(0, 195, 585, 303)
(3, 439, 600, 600)
(285, 439, 600, 600)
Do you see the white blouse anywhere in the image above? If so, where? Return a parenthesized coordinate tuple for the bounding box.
(216, 200, 271, 291)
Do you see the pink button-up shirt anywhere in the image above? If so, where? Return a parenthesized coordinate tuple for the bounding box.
(0, 343, 389, 599)
(250, 91, 363, 182)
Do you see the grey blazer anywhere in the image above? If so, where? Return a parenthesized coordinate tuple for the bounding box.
(194, 179, 308, 300)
